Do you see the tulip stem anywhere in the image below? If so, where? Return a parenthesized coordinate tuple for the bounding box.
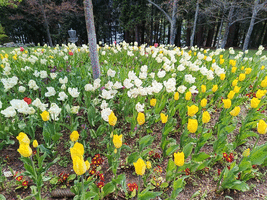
(81, 175, 85, 200)
(31, 156, 41, 200)
(138, 175, 141, 198)
(253, 136, 260, 150)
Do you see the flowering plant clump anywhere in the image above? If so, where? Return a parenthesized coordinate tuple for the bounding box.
(1, 43, 267, 199)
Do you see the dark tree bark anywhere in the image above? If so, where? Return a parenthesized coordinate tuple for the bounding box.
(190, 0, 199, 47)
(213, 20, 221, 47)
(175, 19, 182, 47)
(39, 0, 53, 46)
(196, 25, 204, 47)
(226, 23, 236, 47)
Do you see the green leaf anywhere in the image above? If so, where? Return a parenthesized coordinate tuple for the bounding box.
(127, 152, 139, 164)
(249, 143, 267, 165)
(183, 142, 194, 159)
(192, 152, 210, 162)
(67, 174, 77, 182)
(139, 135, 154, 152)
(0, 194, 6, 200)
(165, 144, 179, 157)
(171, 176, 187, 198)
(85, 191, 98, 199)
(138, 189, 162, 200)
(103, 182, 115, 197)
(239, 131, 259, 141)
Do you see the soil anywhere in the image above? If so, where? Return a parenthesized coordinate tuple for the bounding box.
(1, 105, 267, 200)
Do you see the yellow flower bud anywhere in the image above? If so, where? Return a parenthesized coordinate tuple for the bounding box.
(230, 106, 240, 117)
(202, 111, 211, 124)
(160, 113, 168, 124)
(137, 112, 145, 125)
(239, 73, 246, 81)
(212, 85, 218, 92)
(174, 152, 184, 167)
(257, 120, 267, 134)
(220, 73, 226, 80)
(241, 66, 244, 70)
(261, 65, 265, 70)
(222, 99, 231, 109)
(201, 98, 207, 107)
(251, 98, 260, 108)
(108, 111, 117, 126)
(40, 111, 49, 121)
(187, 105, 199, 117)
(185, 91, 192, 100)
(150, 98, 156, 107)
(113, 134, 122, 149)
(70, 131, 79, 142)
(33, 140, 38, 148)
(174, 92, 179, 100)
(146, 161, 152, 169)
(18, 144, 32, 157)
(201, 85, 206, 93)
(133, 158, 146, 176)
(242, 148, 250, 157)
(227, 90, 235, 100)
(187, 119, 198, 133)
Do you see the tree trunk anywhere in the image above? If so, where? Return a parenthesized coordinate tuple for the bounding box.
(206, 27, 215, 47)
(226, 23, 236, 47)
(190, 0, 199, 47)
(39, 0, 53, 47)
(221, 5, 234, 49)
(258, 21, 267, 46)
(213, 19, 221, 47)
(135, 25, 140, 45)
(150, 5, 153, 45)
(170, 0, 178, 45)
(243, 0, 259, 51)
(141, 21, 145, 45)
(175, 19, 182, 47)
(196, 25, 204, 47)
(216, 18, 224, 48)
(84, 0, 100, 79)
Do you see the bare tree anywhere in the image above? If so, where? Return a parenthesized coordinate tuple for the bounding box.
(147, 0, 178, 45)
(84, 0, 100, 79)
(190, 0, 199, 47)
(243, 0, 267, 51)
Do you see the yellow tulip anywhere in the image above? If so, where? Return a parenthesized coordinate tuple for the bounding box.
(227, 91, 235, 100)
(257, 120, 267, 134)
(233, 86, 241, 93)
(160, 113, 168, 123)
(18, 144, 32, 157)
(187, 119, 198, 133)
(202, 111, 211, 124)
(16, 132, 30, 145)
(174, 92, 179, 100)
(40, 111, 49, 121)
(251, 98, 260, 108)
(261, 65, 265, 70)
(33, 140, 38, 148)
(231, 67, 237, 73)
(70, 131, 79, 142)
(137, 112, 145, 125)
(70, 142, 84, 159)
(232, 79, 238, 87)
(222, 99, 231, 109)
(108, 111, 117, 126)
(113, 134, 122, 149)
(201, 85, 206, 93)
(239, 73, 246, 81)
(174, 152, 184, 167)
(187, 105, 199, 117)
(220, 74, 226, 80)
(245, 68, 252, 75)
(212, 85, 218, 92)
(150, 99, 156, 107)
(261, 79, 267, 87)
(146, 161, 152, 169)
(85, 160, 90, 170)
(220, 59, 224, 65)
(185, 91, 192, 100)
(230, 106, 240, 116)
(256, 89, 266, 99)
(72, 156, 87, 175)
(201, 98, 207, 107)
(133, 158, 146, 176)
